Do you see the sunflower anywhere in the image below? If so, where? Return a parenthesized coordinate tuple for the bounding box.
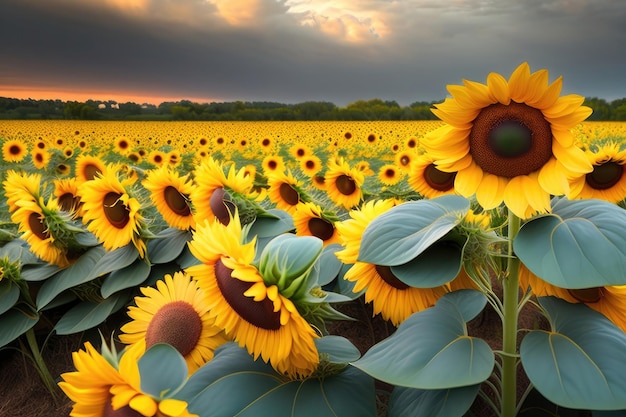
(185, 215, 320, 379)
(261, 154, 286, 176)
(405, 137, 419, 149)
(293, 202, 341, 246)
(54, 178, 84, 217)
(311, 174, 327, 191)
(335, 200, 449, 326)
(260, 137, 274, 151)
(143, 166, 196, 230)
(3, 170, 41, 214)
(290, 144, 312, 160)
(408, 154, 458, 199)
(394, 150, 414, 173)
(167, 150, 182, 167)
(75, 154, 108, 184)
(119, 272, 229, 374)
(422, 62, 593, 218)
(378, 164, 404, 186)
(324, 156, 365, 209)
(148, 149, 167, 167)
(31, 148, 51, 170)
(519, 265, 626, 332)
(58, 341, 126, 417)
(568, 142, 626, 203)
(62, 146, 75, 159)
(299, 155, 323, 177)
(56, 163, 71, 176)
(114, 136, 132, 155)
(2, 139, 28, 162)
(79, 168, 147, 257)
(266, 169, 310, 214)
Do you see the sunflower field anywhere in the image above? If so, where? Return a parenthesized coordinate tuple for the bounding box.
(2, 63, 626, 417)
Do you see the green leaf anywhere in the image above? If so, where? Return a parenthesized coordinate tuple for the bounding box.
(315, 335, 361, 363)
(520, 296, 626, 410)
(352, 290, 493, 389)
(514, 197, 626, 288)
(20, 262, 62, 282)
(359, 195, 469, 266)
(36, 246, 106, 310)
(388, 384, 481, 417)
(138, 343, 189, 399)
(54, 291, 131, 335)
(147, 228, 192, 264)
(86, 244, 140, 280)
(248, 208, 294, 238)
(391, 239, 463, 288)
(0, 309, 38, 348)
(316, 243, 344, 286)
(0, 281, 20, 315)
(100, 257, 151, 298)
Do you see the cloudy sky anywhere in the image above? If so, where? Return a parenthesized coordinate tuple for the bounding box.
(1, 0, 625, 106)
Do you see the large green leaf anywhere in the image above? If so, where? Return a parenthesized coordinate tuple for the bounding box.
(0, 280, 20, 315)
(314, 335, 361, 363)
(86, 243, 139, 280)
(0, 309, 38, 348)
(388, 384, 481, 417)
(53, 290, 131, 335)
(138, 343, 189, 399)
(147, 228, 192, 264)
(20, 262, 62, 282)
(315, 243, 344, 287)
(514, 197, 626, 288)
(358, 195, 469, 266)
(100, 257, 151, 298)
(248, 208, 294, 238)
(520, 296, 626, 410)
(391, 239, 463, 288)
(352, 290, 492, 389)
(36, 246, 106, 310)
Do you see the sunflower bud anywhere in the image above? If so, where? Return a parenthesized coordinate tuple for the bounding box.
(257, 233, 323, 299)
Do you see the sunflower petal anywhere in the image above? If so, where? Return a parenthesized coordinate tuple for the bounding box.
(538, 158, 570, 196)
(503, 177, 531, 218)
(487, 72, 510, 104)
(552, 140, 593, 174)
(475, 173, 506, 209)
(528, 76, 563, 109)
(508, 62, 531, 103)
(454, 161, 483, 197)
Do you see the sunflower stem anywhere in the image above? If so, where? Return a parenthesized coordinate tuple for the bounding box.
(25, 327, 60, 402)
(501, 210, 521, 417)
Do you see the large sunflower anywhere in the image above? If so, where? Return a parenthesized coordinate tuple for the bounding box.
(324, 156, 365, 210)
(79, 168, 147, 257)
(266, 169, 310, 214)
(422, 62, 593, 218)
(520, 264, 626, 332)
(335, 200, 449, 326)
(293, 202, 341, 247)
(143, 165, 196, 230)
(75, 154, 108, 184)
(568, 142, 626, 203)
(408, 154, 458, 199)
(2, 139, 28, 162)
(185, 216, 320, 379)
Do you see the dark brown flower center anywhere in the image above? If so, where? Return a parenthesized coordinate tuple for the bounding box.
(308, 217, 334, 241)
(83, 163, 103, 181)
(335, 174, 357, 196)
(267, 160, 278, 170)
(586, 161, 623, 190)
(103, 192, 130, 229)
(144, 300, 203, 356)
(424, 164, 456, 191)
(214, 259, 281, 330)
(209, 188, 236, 225)
(305, 160, 316, 170)
(164, 186, 192, 216)
(9, 144, 21, 155)
(279, 183, 300, 206)
(58, 192, 82, 213)
(469, 102, 553, 178)
(375, 265, 410, 290)
(568, 287, 603, 303)
(28, 212, 49, 240)
(314, 176, 325, 186)
(383, 168, 396, 179)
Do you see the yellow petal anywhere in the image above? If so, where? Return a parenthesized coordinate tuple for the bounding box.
(503, 177, 530, 218)
(487, 72, 510, 105)
(552, 140, 593, 174)
(523, 174, 551, 214)
(538, 158, 569, 196)
(454, 162, 483, 197)
(551, 128, 574, 147)
(159, 398, 189, 416)
(521, 69, 549, 104)
(130, 394, 158, 416)
(462, 79, 495, 106)
(542, 94, 585, 118)
(566, 175, 587, 199)
(528, 76, 563, 109)
(548, 106, 593, 129)
(507, 62, 531, 103)
(447, 84, 491, 109)
(475, 173, 507, 209)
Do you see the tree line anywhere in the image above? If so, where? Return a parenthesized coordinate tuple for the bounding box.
(1, 96, 625, 121)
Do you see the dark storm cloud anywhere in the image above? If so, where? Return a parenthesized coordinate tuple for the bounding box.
(1, 0, 626, 105)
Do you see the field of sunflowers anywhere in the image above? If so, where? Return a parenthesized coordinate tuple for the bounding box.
(3, 63, 626, 417)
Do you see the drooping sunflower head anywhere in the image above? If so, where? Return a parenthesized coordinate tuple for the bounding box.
(75, 154, 108, 184)
(423, 62, 593, 218)
(2, 139, 28, 163)
(324, 156, 365, 210)
(293, 202, 341, 246)
(568, 142, 626, 203)
(143, 165, 196, 230)
(407, 154, 458, 199)
(119, 272, 229, 374)
(54, 178, 84, 218)
(3, 169, 41, 214)
(266, 169, 310, 214)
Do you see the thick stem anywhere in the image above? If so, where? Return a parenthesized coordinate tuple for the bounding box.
(501, 211, 521, 417)
(25, 328, 60, 401)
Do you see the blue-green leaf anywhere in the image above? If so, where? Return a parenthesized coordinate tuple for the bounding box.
(359, 195, 469, 266)
(0, 281, 20, 315)
(54, 291, 131, 335)
(388, 384, 481, 417)
(0, 309, 38, 348)
(520, 296, 626, 410)
(36, 246, 106, 310)
(86, 244, 139, 280)
(352, 290, 493, 389)
(514, 198, 626, 288)
(391, 239, 463, 288)
(138, 343, 188, 399)
(316, 243, 344, 286)
(100, 257, 151, 298)
(315, 335, 361, 364)
(147, 228, 192, 264)
(20, 262, 62, 282)
(248, 208, 294, 238)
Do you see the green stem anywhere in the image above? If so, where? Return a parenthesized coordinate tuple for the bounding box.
(25, 328, 60, 401)
(501, 210, 521, 417)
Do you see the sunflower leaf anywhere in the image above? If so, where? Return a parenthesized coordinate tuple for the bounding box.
(0, 309, 39, 348)
(100, 257, 151, 298)
(315, 335, 361, 364)
(138, 343, 189, 399)
(20, 262, 62, 282)
(351, 289, 493, 389)
(85, 243, 140, 281)
(514, 197, 626, 288)
(391, 239, 463, 288)
(520, 296, 626, 410)
(146, 228, 192, 264)
(0, 281, 20, 316)
(53, 290, 130, 335)
(358, 195, 470, 266)
(388, 384, 481, 417)
(247, 208, 294, 238)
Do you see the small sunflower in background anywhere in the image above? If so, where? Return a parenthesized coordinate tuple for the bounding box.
(186, 215, 320, 379)
(2, 139, 28, 163)
(148, 149, 167, 167)
(266, 169, 310, 214)
(324, 156, 365, 210)
(75, 153, 108, 184)
(568, 142, 626, 203)
(293, 202, 341, 246)
(394, 150, 414, 173)
(119, 272, 229, 374)
(113, 136, 132, 156)
(143, 165, 196, 231)
(377, 164, 404, 187)
(299, 154, 323, 178)
(408, 154, 458, 199)
(261, 154, 286, 176)
(335, 199, 449, 326)
(289, 143, 312, 160)
(79, 166, 149, 258)
(30, 148, 51, 170)
(422, 61, 593, 218)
